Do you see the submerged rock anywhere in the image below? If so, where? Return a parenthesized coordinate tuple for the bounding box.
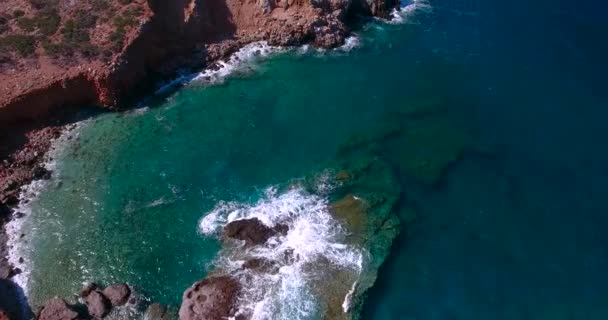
(102, 283, 131, 307)
(330, 194, 368, 235)
(398, 121, 469, 185)
(37, 299, 81, 320)
(179, 276, 240, 320)
(84, 291, 110, 319)
(144, 303, 172, 320)
(223, 218, 286, 246)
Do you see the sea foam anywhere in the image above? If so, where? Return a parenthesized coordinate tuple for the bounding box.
(388, 0, 433, 24)
(5, 122, 88, 293)
(199, 185, 366, 320)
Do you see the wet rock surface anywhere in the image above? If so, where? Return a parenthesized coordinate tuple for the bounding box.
(102, 283, 131, 307)
(144, 303, 172, 320)
(37, 299, 81, 320)
(84, 290, 110, 319)
(223, 218, 287, 246)
(179, 276, 240, 320)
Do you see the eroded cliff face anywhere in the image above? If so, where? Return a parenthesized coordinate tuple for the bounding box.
(0, 0, 399, 125)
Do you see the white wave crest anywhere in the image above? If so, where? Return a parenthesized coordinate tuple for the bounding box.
(389, 0, 434, 24)
(192, 42, 281, 85)
(199, 185, 366, 320)
(5, 121, 88, 292)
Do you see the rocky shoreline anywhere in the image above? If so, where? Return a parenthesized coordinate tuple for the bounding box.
(0, 0, 401, 318)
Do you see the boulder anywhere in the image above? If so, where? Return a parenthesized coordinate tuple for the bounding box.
(144, 303, 170, 320)
(84, 291, 110, 318)
(37, 299, 80, 320)
(102, 283, 131, 307)
(78, 283, 98, 298)
(179, 276, 240, 320)
(223, 218, 287, 246)
(32, 167, 51, 180)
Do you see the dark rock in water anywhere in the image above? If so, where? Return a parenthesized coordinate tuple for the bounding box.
(144, 303, 170, 320)
(223, 218, 287, 246)
(84, 291, 110, 318)
(242, 258, 277, 273)
(13, 212, 25, 219)
(37, 299, 81, 320)
(78, 283, 98, 298)
(335, 170, 352, 182)
(32, 167, 51, 180)
(102, 283, 131, 307)
(179, 276, 240, 320)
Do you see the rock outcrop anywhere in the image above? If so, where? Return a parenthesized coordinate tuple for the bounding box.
(102, 283, 131, 307)
(223, 218, 287, 246)
(37, 299, 81, 320)
(179, 276, 240, 320)
(0, 0, 400, 124)
(84, 290, 110, 319)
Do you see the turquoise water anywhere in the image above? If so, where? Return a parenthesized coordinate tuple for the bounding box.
(11, 1, 608, 319)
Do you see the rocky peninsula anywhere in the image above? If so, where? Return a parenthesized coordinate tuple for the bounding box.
(0, 0, 401, 319)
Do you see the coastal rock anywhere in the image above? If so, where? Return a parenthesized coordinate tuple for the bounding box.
(84, 291, 110, 319)
(102, 283, 131, 307)
(37, 299, 80, 320)
(0, 310, 9, 320)
(144, 303, 171, 320)
(32, 167, 51, 180)
(179, 276, 240, 320)
(223, 218, 287, 246)
(330, 194, 368, 234)
(78, 283, 98, 298)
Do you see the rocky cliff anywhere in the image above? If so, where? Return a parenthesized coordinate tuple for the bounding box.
(0, 0, 399, 124)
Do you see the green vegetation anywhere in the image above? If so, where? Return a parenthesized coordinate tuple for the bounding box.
(12, 10, 25, 18)
(91, 0, 111, 11)
(110, 7, 142, 50)
(28, 0, 59, 10)
(0, 34, 36, 56)
(16, 9, 61, 35)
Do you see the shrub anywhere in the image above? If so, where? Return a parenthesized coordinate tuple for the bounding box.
(17, 17, 36, 32)
(0, 34, 36, 56)
(36, 9, 61, 35)
(91, 0, 110, 11)
(13, 10, 25, 18)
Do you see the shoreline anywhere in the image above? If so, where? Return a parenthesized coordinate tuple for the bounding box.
(0, 2, 414, 318)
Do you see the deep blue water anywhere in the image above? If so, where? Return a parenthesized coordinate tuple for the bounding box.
(363, 0, 608, 318)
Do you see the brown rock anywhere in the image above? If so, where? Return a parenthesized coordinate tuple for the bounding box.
(179, 276, 240, 320)
(144, 303, 170, 320)
(37, 299, 80, 320)
(84, 291, 110, 319)
(330, 195, 367, 234)
(0, 310, 9, 320)
(223, 218, 287, 246)
(78, 283, 98, 298)
(102, 283, 131, 307)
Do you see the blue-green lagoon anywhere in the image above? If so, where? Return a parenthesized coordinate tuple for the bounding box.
(8, 1, 608, 319)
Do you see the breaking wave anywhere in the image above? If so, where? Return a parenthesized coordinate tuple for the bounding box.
(199, 185, 367, 320)
(389, 0, 433, 24)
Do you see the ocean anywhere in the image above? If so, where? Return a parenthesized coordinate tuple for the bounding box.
(8, 0, 608, 318)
